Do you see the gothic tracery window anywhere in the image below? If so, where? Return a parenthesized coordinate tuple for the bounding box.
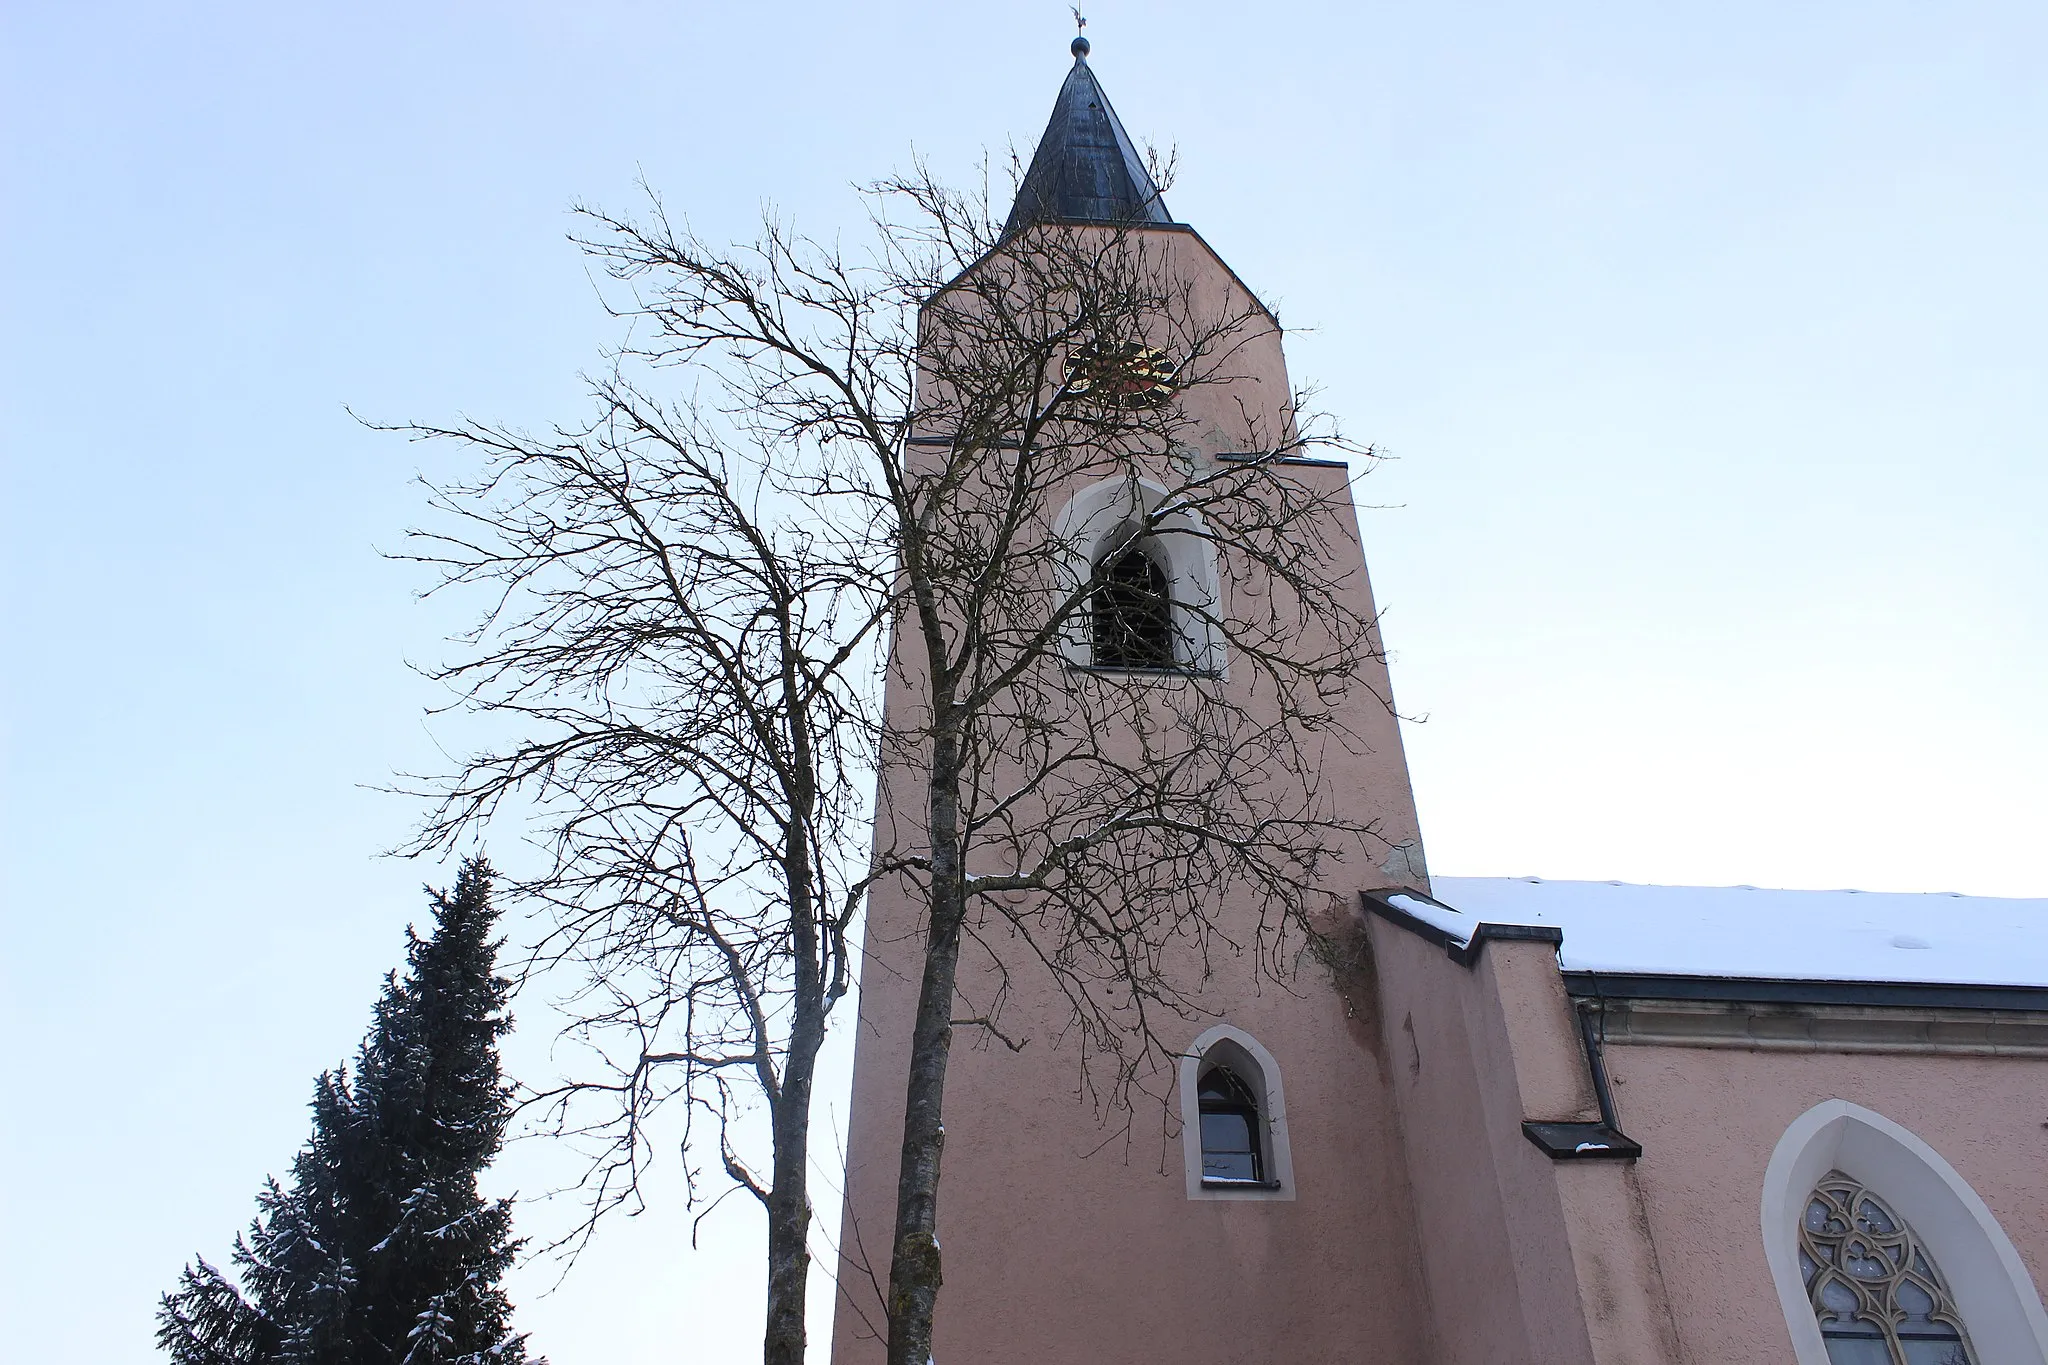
(1090, 538, 1175, 670)
(1800, 1172, 1976, 1365)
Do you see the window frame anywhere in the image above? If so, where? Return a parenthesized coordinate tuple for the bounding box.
(1178, 1024, 1294, 1202)
(1050, 477, 1224, 678)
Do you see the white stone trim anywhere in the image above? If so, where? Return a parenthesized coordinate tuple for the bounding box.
(1761, 1098, 2048, 1363)
(1050, 476, 1223, 675)
(1179, 1024, 1295, 1201)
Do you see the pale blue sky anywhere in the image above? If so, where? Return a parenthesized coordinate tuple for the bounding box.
(4, 2, 2043, 1361)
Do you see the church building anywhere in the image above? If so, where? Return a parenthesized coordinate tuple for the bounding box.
(832, 39, 2048, 1365)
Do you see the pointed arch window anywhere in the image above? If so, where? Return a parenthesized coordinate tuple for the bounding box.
(1090, 537, 1175, 670)
(1179, 1026, 1293, 1200)
(1197, 1066, 1265, 1185)
(1800, 1172, 1976, 1365)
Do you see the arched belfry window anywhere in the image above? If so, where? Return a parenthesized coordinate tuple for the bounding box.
(1800, 1173, 1976, 1364)
(1091, 536, 1175, 670)
(1051, 480, 1223, 676)
(1197, 1066, 1264, 1184)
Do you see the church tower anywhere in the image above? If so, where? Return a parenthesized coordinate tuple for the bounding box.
(830, 38, 1436, 1365)
(827, 40, 2048, 1365)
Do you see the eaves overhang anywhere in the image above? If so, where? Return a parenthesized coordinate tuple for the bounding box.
(924, 221, 1281, 333)
(1564, 971, 2048, 1014)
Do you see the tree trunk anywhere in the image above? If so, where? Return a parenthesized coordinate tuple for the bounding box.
(764, 1020, 821, 1365)
(885, 722, 969, 1365)
(767, 726, 825, 1365)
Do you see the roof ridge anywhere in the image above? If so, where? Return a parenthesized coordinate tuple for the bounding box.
(1432, 876, 2039, 900)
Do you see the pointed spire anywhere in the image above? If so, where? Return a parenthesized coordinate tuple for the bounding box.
(1003, 35, 1174, 238)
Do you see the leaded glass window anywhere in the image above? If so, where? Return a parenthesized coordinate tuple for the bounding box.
(1800, 1172, 1975, 1365)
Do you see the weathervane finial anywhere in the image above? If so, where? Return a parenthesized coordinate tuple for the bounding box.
(1071, 8, 1090, 58)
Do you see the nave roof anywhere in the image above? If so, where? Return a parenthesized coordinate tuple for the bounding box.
(1391, 877, 2048, 990)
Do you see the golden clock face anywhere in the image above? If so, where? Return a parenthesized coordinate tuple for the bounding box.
(1064, 341, 1179, 409)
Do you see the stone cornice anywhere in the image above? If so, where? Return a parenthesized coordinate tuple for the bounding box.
(1584, 996, 2048, 1057)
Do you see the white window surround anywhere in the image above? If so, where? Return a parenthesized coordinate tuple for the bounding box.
(1762, 1098, 2048, 1364)
(1049, 476, 1224, 676)
(1179, 1024, 1295, 1201)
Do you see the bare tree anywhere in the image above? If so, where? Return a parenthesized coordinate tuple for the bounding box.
(388, 361, 885, 1365)
(390, 163, 1387, 1365)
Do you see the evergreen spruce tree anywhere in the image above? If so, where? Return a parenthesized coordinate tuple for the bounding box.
(159, 859, 539, 1364)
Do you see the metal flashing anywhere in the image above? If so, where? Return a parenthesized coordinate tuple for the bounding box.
(1214, 452, 1353, 470)
(1359, 889, 1563, 969)
(1525, 1001, 1645, 1160)
(1521, 1121, 1643, 1160)
(1564, 972, 2048, 1013)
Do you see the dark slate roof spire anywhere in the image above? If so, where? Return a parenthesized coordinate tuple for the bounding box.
(1002, 35, 1175, 237)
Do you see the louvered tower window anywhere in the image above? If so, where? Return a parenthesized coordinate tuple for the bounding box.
(1091, 540, 1173, 669)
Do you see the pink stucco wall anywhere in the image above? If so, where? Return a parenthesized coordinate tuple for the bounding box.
(1365, 909, 2048, 1365)
(1606, 1041, 2048, 1364)
(832, 926, 1438, 1364)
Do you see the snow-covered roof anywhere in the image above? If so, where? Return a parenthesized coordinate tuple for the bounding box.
(1399, 878, 2048, 989)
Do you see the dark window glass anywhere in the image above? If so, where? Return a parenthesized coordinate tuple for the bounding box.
(1198, 1067, 1263, 1184)
(1091, 543, 1174, 670)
